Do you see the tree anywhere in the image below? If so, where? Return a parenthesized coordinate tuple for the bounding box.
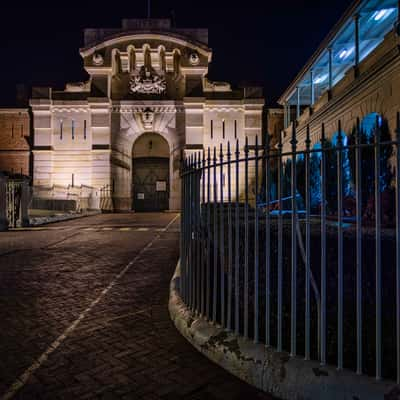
(310, 149, 322, 211)
(348, 117, 393, 212)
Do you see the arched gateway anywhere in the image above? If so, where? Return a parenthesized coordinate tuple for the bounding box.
(132, 133, 170, 211)
(30, 18, 264, 212)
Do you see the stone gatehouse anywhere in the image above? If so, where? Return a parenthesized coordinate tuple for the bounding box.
(30, 18, 264, 212)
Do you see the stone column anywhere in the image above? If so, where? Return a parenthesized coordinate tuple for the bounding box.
(20, 178, 30, 227)
(0, 173, 8, 231)
(144, 46, 152, 70)
(129, 47, 136, 73)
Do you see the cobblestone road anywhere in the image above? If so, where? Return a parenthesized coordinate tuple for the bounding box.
(0, 213, 274, 400)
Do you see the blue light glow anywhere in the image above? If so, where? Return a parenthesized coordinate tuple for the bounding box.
(310, 143, 322, 209)
(331, 132, 348, 146)
(372, 8, 395, 22)
(338, 47, 354, 60)
(360, 112, 382, 137)
(332, 132, 352, 196)
(284, 0, 399, 108)
(314, 74, 328, 84)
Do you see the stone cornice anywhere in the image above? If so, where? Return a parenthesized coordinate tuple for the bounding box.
(0, 149, 30, 153)
(80, 32, 212, 60)
(180, 67, 208, 75)
(51, 108, 90, 113)
(0, 108, 29, 114)
(204, 106, 245, 112)
(112, 104, 185, 113)
(85, 67, 112, 75)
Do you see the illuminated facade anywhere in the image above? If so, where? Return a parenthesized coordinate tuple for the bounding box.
(30, 19, 264, 211)
(279, 0, 400, 150)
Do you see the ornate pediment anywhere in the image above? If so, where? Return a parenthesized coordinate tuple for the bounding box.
(129, 66, 166, 95)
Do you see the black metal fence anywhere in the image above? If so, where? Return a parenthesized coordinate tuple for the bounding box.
(6, 177, 30, 228)
(180, 113, 400, 383)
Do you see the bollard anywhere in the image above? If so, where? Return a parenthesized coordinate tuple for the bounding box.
(0, 173, 8, 230)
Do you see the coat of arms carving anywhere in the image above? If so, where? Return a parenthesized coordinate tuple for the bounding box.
(129, 66, 166, 95)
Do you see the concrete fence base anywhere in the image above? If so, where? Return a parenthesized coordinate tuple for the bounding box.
(169, 261, 400, 400)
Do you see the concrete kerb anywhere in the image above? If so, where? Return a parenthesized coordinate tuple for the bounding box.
(29, 210, 101, 227)
(169, 260, 400, 400)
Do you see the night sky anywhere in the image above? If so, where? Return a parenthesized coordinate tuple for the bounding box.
(0, 0, 352, 107)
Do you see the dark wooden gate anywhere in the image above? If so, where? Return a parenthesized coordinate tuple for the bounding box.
(132, 157, 169, 212)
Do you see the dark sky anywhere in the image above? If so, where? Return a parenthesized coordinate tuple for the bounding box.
(0, 0, 352, 106)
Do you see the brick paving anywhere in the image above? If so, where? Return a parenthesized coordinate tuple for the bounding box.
(0, 213, 274, 399)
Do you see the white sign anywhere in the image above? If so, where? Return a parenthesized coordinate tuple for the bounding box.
(156, 181, 167, 192)
(137, 193, 145, 200)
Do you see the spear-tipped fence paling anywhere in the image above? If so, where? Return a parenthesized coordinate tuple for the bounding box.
(180, 114, 400, 382)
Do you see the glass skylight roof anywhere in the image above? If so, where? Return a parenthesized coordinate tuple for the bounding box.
(285, 0, 398, 106)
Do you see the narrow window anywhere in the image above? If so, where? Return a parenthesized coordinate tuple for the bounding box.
(20, 124, 23, 137)
(11, 124, 14, 138)
(234, 120, 237, 139)
(72, 120, 75, 140)
(211, 120, 213, 139)
(222, 119, 225, 139)
(83, 120, 87, 140)
(60, 120, 63, 140)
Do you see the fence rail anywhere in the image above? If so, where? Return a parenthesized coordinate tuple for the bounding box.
(180, 113, 400, 383)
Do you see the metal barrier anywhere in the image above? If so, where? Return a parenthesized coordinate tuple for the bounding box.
(180, 113, 400, 383)
(99, 183, 114, 212)
(4, 177, 30, 228)
(6, 180, 22, 228)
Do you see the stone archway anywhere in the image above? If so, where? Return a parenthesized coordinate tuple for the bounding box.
(132, 132, 170, 212)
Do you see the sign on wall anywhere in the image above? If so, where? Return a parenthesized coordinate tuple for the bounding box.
(137, 193, 145, 199)
(156, 181, 167, 192)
